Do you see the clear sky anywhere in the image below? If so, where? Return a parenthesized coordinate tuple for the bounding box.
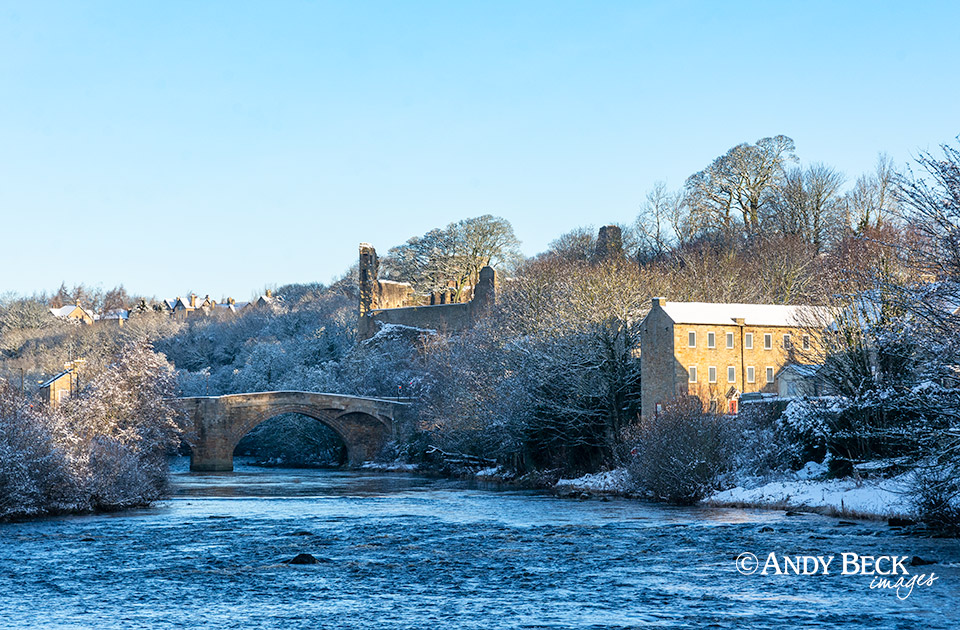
(1, 1, 957, 300)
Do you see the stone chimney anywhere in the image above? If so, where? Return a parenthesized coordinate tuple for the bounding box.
(266, 289, 272, 298)
(189, 294, 197, 308)
(651, 297, 666, 308)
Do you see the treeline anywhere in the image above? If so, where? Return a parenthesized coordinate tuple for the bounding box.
(2, 135, 958, 523)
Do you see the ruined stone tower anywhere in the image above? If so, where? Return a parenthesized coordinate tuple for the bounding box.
(358, 243, 379, 317)
(593, 225, 624, 261)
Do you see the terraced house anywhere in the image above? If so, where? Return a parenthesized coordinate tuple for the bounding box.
(640, 298, 830, 417)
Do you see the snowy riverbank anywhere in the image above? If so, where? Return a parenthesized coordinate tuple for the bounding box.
(707, 476, 914, 519)
(552, 463, 917, 520)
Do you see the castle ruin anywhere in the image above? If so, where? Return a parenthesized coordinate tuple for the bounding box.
(357, 243, 496, 339)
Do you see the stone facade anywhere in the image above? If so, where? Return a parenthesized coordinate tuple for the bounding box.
(176, 391, 406, 471)
(640, 298, 828, 417)
(357, 243, 496, 339)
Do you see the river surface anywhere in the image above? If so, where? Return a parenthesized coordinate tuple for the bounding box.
(1, 458, 959, 629)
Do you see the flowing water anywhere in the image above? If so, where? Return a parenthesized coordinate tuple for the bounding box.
(1, 458, 958, 629)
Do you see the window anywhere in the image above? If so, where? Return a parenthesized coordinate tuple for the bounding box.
(726, 332, 734, 349)
(728, 366, 736, 383)
(803, 335, 811, 350)
(766, 366, 775, 383)
(707, 332, 715, 348)
(688, 331, 696, 348)
(747, 366, 755, 383)
(764, 333, 772, 350)
(688, 366, 698, 383)
(783, 334, 792, 349)
(708, 366, 717, 383)
(745, 333, 753, 349)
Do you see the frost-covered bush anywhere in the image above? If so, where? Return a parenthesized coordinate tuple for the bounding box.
(61, 340, 183, 508)
(0, 382, 79, 519)
(0, 340, 182, 520)
(776, 398, 833, 467)
(625, 397, 735, 504)
(910, 462, 960, 535)
(730, 401, 799, 480)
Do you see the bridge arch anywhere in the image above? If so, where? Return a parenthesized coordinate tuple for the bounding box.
(176, 392, 403, 472)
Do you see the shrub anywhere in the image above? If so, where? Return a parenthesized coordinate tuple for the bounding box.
(910, 461, 960, 535)
(626, 397, 734, 504)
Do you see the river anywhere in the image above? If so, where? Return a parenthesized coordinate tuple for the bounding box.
(1, 458, 958, 629)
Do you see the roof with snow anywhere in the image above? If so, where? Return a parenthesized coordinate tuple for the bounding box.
(49, 304, 92, 319)
(777, 363, 824, 378)
(49, 305, 75, 317)
(39, 369, 72, 388)
(653, 300, 832, 327)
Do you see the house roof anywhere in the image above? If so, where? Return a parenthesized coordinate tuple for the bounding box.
(39, 369, 72, 388)
(49, 305, 92, 319)
(777, 363, 824, 379)
(50, 305, 75, 317)
(99, 309, 129, 320)
(654, 300, 832, 327)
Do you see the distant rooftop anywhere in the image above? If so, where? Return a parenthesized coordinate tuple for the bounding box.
(653, 300, 832, 327)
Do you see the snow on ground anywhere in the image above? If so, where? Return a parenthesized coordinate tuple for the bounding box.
(555, 468, 630, 494)
(708, 467, 915, 518)
(360, 461, 420, 472)
(476, 466, 515, 480)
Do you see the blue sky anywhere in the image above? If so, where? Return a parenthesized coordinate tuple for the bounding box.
(1, 1, 957, 300)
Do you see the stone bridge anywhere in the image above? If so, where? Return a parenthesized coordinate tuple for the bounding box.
(175, 391, 406, 471)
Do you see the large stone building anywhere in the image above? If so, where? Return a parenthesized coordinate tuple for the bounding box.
(640, 298, 830, 417)
(357, 243, 496, 339)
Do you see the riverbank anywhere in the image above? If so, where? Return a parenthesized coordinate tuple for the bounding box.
(550, 464, 919, 522)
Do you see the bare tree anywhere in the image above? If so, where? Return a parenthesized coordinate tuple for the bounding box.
(845, 153, 899, 233)
(771, 163, 846, 252)
(685, 135, 797, 235)
(635, 181, 688, 260)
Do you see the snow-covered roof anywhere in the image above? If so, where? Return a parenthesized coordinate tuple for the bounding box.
(654, 300, 832, 327)
(100, 309, 129, 320)
(39, 370, 71, 388)
(49, 304, 92, 319)
(777, 363, 823, 379)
